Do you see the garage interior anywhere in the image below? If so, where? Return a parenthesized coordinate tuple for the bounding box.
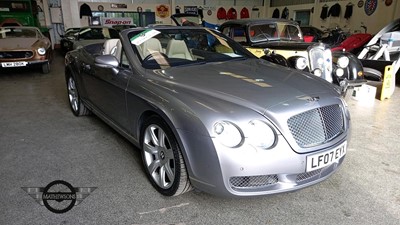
(1, 0, 400, 224)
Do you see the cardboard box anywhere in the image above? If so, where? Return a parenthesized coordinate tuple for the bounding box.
(352, 84, 377, 105)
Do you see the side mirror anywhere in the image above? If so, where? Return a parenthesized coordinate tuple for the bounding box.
(95, 55, 119, 68)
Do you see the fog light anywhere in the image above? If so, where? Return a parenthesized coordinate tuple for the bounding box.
(336, 68, 344, 77)
(313, 68, 322, 77)
(295, 57, 307, 70)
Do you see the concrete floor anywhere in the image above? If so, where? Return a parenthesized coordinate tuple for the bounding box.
(1, 52, 399, 225)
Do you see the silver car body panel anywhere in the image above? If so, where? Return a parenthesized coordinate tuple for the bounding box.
(65, 27, 350, 197)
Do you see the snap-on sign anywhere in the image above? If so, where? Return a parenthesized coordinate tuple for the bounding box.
(102, 17, 133, 26)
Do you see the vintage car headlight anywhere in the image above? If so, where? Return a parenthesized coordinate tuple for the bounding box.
(337, 56, 349, 68)
(247, 120, 276, 149)
(295, 57, 308, 70)
(37, 48, 46, 55)
(313, 68, 322, 77)
(213, 121, 243, 148)
(336, 68, 344, 77)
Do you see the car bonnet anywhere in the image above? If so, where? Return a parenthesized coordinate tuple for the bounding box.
(0, 38, 40, 49)
(154, 58, 338, 113)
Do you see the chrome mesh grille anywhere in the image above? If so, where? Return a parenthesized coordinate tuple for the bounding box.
(0, 51, 33, 59)
(288, 104, 344, 148)
(296, 169, 322, 182)
(230, 175, 278, 189)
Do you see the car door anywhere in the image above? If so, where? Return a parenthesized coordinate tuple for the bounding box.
(83, 50, 131, 130)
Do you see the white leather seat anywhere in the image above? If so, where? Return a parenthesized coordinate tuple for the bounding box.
(103, 38, 122, 62)
(166, 39, 193, 60)
(140, 38, 163, 59)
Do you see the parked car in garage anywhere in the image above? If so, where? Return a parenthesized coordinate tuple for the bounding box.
(65, 26, 349, 197)
(219, 19, 366, 95)
(60, 26, 119, 53)
(300, 25, 324, 42)
(0, 26, 52, 73)
(60, 27, 80, 54)
(358, 17, 400, 80)
(112, 24, 137, 32)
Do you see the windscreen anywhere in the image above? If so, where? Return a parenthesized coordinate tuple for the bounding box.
(128, 28, 254, 69)
(0, 27, 39, 39)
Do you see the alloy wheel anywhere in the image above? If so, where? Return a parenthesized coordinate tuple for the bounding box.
(143, 124, 176, 189)
(67, 77, 79, 113)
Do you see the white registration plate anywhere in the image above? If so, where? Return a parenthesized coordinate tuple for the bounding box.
(306, 141, 347, 172)
(1, 62, 27, 67)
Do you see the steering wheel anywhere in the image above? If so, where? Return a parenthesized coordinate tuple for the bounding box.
(143, 52, 168, 62)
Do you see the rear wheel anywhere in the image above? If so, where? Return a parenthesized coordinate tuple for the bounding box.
(140, 116, 192, 196)
(67, 75, 90, 116)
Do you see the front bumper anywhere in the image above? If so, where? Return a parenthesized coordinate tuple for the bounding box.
(0, 59, 49, 68)
(213, 136, 346, 196)
(179, 128, 347, 197)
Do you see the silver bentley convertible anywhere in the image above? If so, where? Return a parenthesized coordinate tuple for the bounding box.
(65, 26, 350, 197)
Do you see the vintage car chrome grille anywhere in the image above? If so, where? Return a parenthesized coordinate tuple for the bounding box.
(308, 45, 333, 82)
(287, 104, 344, 148)
(230, 175, 278, 189)
(0, 51, 34, 59)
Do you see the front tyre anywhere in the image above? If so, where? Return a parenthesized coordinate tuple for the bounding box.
(66, 75, 90, 116)
(42, 62, 50, 74)
(140, 116, 192, 196)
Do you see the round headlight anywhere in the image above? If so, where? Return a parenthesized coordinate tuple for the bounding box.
(213, 121, 243, 148)
(336, 68, 344, 77)
(247, 120, 276, 149)
(38, 48, 46, 55)
(337, 56, 349, 68)
(313, 68, 322, 77)
(295, 57, 307, 70)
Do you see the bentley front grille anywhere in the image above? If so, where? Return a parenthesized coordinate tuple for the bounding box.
(287, 104, 344, 148)
(230, 175, 278, 189)
(0, 51, 34, 59)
